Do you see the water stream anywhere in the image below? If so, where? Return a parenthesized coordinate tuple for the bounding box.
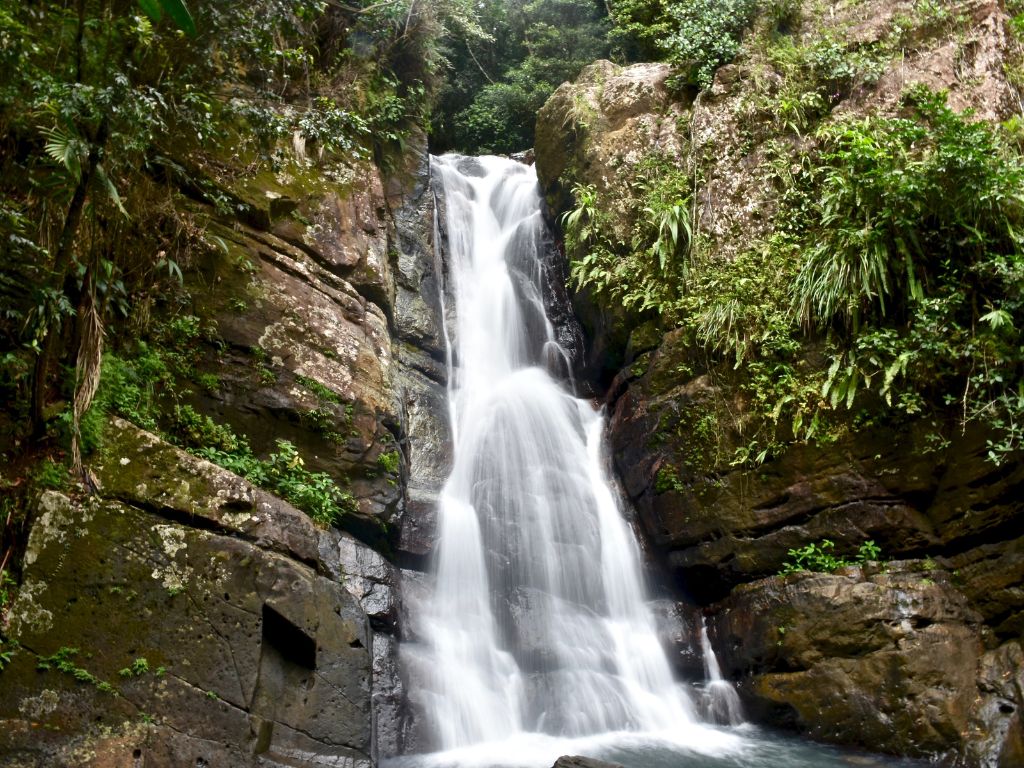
(393, 155, 922, 768)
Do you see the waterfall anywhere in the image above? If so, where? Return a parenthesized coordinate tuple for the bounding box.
(699, 617, 744, 726)
(402, 154, 697, 754)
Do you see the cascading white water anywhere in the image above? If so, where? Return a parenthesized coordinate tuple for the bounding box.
(699, 617, 744, 726)
(394, 154, 919, 768)
(404, 154, 695, 753)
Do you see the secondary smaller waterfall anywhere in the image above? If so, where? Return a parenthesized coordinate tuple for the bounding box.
(699, 617, 744, 726)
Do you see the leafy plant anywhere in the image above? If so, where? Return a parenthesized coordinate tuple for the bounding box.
(296, 375, 342, 404)
(193, 430, 355, 528)
(262, 441, 355, 527)
(564, 155, 693, 315)
(119, 656, 150, 678)
(780, 538, 882, 574)
(795, 86, 1024, 331)
(172, 405, 241, 454)
(299, 408, 345, 445)
(664, 0, 758, 89)
(377, 450, 400, 475)
(0, 570, 16, 622)
(0, 640, 16, 671)
(32, 458, 68, 490)
(790, 87, 1024, 461)
(37, 646, 117, 694)
(136, 0, 197, 37)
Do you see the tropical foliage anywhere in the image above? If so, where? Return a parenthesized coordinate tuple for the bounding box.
(432, 0, 610, 153)
(0, 0, 478, 470)
(564, 86, 1024, 466)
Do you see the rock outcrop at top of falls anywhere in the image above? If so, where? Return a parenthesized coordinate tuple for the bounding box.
(534, 1, 1024, 765)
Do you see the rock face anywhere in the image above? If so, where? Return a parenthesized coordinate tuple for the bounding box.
(708, 565, 1023, 765)
(533, 0, 1024, 764)
(1, 130, 443, 761)
(536, 60, 688, 237)
(611, 336, 1024, 608)
(535, 61, 690, 380)
(0, 423, 396, 767)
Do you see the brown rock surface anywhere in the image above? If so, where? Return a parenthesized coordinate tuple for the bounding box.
(707, 566, 1022, 763)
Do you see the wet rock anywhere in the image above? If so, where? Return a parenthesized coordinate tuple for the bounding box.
(177, 210, 403, 540)
(647, 599, 702, 680)
(336, 533, 398, 630)
(393, 354, 450, 561)
(552, 756, 624, 768)
(302, 164, 395, 310)
(372, 632, 416, 760)
(388, 143, 453, 562)
(706, 565, 1021, 762)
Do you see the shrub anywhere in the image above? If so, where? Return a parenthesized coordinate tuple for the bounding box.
(794, 86, 1024, 332)
(780, 538, 882, 574)
(261, 440, 356, 527)
(377, 450, 400, 475)
(194, 434, 355, 528)
(607, 0, 675, 60)
(790, 88, 1024, 461)
(565, 156, 692, 315)
(664, 0, 758, 88)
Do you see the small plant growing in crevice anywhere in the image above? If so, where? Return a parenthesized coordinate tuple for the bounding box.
(0, 639, 17, 671)
(780, 538, 882, 574)
(37, 647, 117, 694)
(654, 465, 685, 494)
(299, 408, 345, 445)
(31, 458, 69, 490)
(118, 657, 150, 678)
(296, 375, 343, 404)
(377, 450, 400, 475)
(251, 346, 277, 386)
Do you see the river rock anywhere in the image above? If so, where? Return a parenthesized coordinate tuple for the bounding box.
(552, 756, 624, 768)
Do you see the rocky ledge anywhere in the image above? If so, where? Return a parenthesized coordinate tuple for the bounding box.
(0, 420, 405, 767)
(708, 563, 1023, 764)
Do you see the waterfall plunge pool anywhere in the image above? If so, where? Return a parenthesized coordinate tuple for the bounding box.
(384, 725, 927, 768)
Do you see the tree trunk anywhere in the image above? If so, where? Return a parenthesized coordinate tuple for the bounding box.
(29, 118, 109, 437)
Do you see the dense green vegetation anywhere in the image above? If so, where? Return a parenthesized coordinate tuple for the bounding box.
(432, 0, 783, 153)
(432, 0, 609, 153)
(564, 3, 1024, 468)
(0, 0, 474, 474)
(0, 0, 1020, 519)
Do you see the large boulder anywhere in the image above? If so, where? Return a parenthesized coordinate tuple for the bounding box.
(706, 565, 1023, 765)
(0, 420, 414, 766)
(535, 60, 689, 234)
